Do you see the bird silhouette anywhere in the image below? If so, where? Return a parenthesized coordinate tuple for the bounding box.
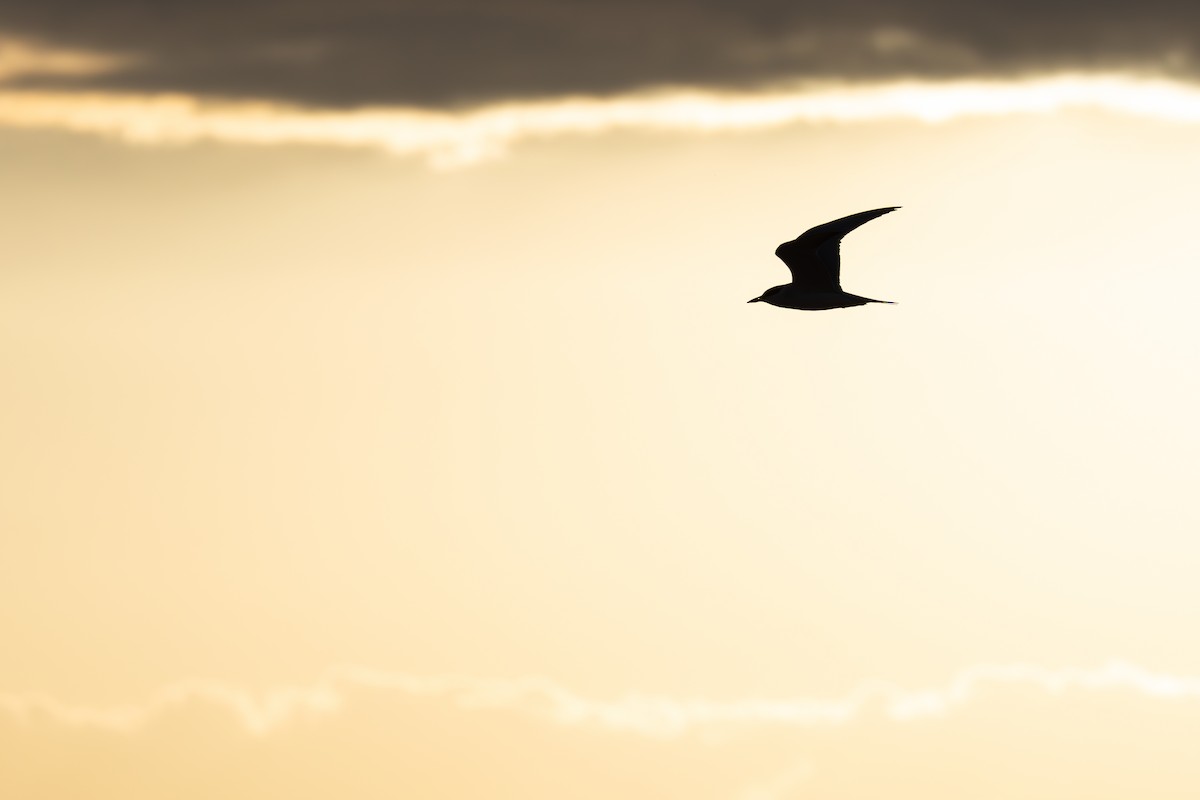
(749, 207, 898, 310)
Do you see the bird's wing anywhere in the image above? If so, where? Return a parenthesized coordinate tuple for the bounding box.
(774, 207, 898, 290)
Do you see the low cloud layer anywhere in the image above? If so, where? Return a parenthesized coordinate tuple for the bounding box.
(5, 74, 1200, 166)
(6, 661, 1200, 799)
(2, 1, 1200, 106)
(6, 659, 1200, 737)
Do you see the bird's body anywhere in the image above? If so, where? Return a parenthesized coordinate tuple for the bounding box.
(749, 207, 898, 310)
(752, 288, 882, 310)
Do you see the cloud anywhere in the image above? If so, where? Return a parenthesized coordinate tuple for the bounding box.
(2, 0, 1200, 106)
(5, 74, 1200, 166)
(9, 660, 1200, 799)
(5, 660, 1200, 738)
(0, 37, 133, 81)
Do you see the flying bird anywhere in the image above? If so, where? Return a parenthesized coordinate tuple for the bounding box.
(749, 207, 898, 310)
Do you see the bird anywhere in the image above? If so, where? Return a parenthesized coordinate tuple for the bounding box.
(748, 207, 898, 310)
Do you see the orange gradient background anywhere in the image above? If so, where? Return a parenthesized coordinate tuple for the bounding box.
(4, 67, 1200, 797)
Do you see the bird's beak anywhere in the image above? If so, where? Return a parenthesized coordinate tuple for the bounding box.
(747, 297, 762, 303)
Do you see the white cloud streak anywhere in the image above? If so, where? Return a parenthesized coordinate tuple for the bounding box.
(3, 660, 1200, 738)
(3, 74, 1200, 166)
(0, 38, 133, 82)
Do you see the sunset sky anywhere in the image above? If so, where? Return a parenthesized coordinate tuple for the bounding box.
(5, 2, 1200, 797)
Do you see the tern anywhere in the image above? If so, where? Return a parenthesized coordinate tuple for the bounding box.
(749, 207, 898, 310)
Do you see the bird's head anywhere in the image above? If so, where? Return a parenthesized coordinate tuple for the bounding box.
(748, 285, 784, 304)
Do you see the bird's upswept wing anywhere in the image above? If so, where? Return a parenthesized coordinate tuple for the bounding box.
(774, 207, 898, 290)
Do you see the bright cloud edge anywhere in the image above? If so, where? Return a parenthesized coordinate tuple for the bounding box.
(2, 73, 1200, 167)
(3, 660, 1200, 738)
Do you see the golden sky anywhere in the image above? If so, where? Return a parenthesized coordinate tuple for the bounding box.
(4, 13, 1200, 798)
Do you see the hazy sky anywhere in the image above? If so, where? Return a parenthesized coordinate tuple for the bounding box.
(5, 6, 1200, 799)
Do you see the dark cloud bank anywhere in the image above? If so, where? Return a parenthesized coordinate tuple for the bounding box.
(2, 0, 1198, 106)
